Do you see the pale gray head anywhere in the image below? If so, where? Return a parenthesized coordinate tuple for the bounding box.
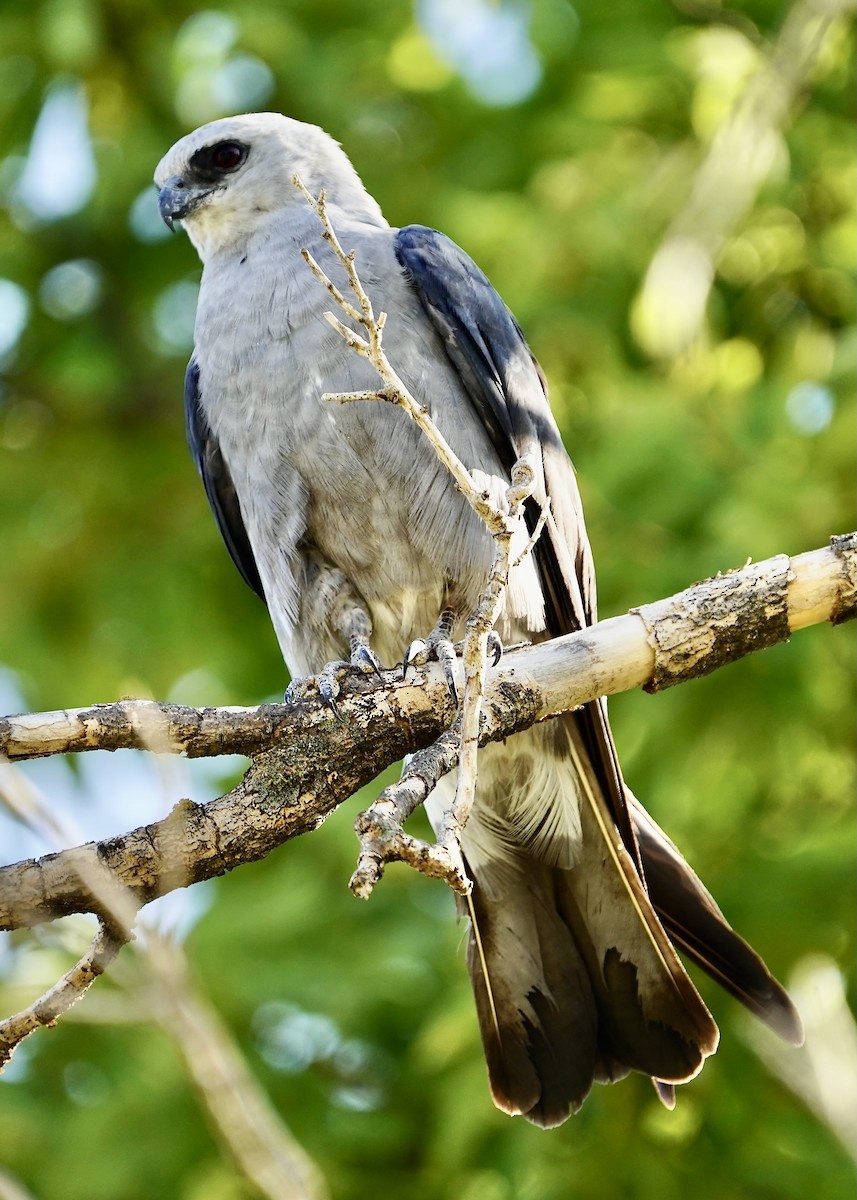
(154, 112, 384, 259)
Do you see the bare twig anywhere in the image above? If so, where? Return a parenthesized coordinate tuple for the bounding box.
(0, 920, 130, 1066)
(434, 454, 537, 892)
(0, 759, 328, 1199)
(291, 177, 501, 528)
(350, 721, 466, 897)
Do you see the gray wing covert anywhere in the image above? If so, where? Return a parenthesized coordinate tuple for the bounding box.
(393, 224, 634, 853)
(394, 224, 592, 630)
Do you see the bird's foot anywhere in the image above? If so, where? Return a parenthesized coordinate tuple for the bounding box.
(403, 623, 503, 700)
(285, 643, 383, 714)
(403, 610, 464, 700)
(285, 664, 348, 714)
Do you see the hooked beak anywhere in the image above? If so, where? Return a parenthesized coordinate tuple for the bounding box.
(157, 176, 212, 231)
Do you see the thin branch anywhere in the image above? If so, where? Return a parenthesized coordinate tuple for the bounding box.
(634, 0, 852, 357)
(350, 721, 466, 898)
(144, 933, 329, 1200)
(738, 954, 857, 1163)
(0, 763, 328, 1198)
(0, 920, 130, 1067)
(0, 700, 299, 762)
(291, 177, 500, 528)
(293, 176, 549, 893)
(435, 455, 537, 893)
(0, 1166, 39, 1200)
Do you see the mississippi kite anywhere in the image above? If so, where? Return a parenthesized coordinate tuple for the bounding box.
(155, 113, 801, 1126)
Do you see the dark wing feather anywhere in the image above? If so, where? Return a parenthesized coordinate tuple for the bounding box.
(629, 794, 804, 1045)
(394, 225, 637, 860)
(185, 357, 266, 601)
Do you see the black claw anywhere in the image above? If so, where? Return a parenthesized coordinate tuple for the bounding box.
(318, 680, 341, 716)
(441, 662, 458, 705)
(487, 631, 503, 667)
(432, 637, 459, 703)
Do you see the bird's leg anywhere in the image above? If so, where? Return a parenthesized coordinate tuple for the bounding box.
(285, 563, 382, 713)
(322, 595, 383, 696)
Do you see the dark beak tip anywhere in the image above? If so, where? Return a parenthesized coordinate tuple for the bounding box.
(157, 191, 177, 232)
(157, 180, 192, 232)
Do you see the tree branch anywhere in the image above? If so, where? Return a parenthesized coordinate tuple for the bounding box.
(0, 757, 328, 1194)
(1, 534, 852, 933)
(142, 933, 329, 1200)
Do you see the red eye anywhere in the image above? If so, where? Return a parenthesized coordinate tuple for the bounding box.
(211, 142, 245, 171)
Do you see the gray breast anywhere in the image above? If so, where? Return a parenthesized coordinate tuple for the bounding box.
(194, 216, 543, 666)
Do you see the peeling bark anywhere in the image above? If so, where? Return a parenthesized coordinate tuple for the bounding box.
(0, 536, 852, 934)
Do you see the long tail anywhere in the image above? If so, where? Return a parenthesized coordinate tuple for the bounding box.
(459, 722, 799, 1127)
(461, 718, 719, 1127)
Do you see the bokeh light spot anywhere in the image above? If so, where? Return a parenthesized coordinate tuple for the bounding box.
(785, 381, 834, 435)
(39, 259, 102, 320)
(13, 81, 96, 222)
(152, 279, 199, 354)
(0, 279, 30, 361)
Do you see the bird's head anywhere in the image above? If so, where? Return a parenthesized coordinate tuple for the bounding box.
(154, 112, 382, 259)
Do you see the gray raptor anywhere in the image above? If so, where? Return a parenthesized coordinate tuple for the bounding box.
(155, 113, 801, 1127)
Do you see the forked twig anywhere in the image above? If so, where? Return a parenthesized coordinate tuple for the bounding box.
(294, 176, 540, 896)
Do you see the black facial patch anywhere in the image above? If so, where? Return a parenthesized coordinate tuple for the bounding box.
(188, 140, 250, 183)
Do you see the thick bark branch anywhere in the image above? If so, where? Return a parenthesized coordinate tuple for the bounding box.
(2, 535, 852, 765)
(0, 534, 852, 935)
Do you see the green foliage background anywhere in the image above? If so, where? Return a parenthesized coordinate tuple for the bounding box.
(0, 1, 854, 1197)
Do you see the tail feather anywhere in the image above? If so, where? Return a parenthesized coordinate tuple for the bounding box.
(464, 850, 716, 1127)
(464, 860, 600, 1125)
(432, 719, 799, 1126)
(461, 718, 720, 1127)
